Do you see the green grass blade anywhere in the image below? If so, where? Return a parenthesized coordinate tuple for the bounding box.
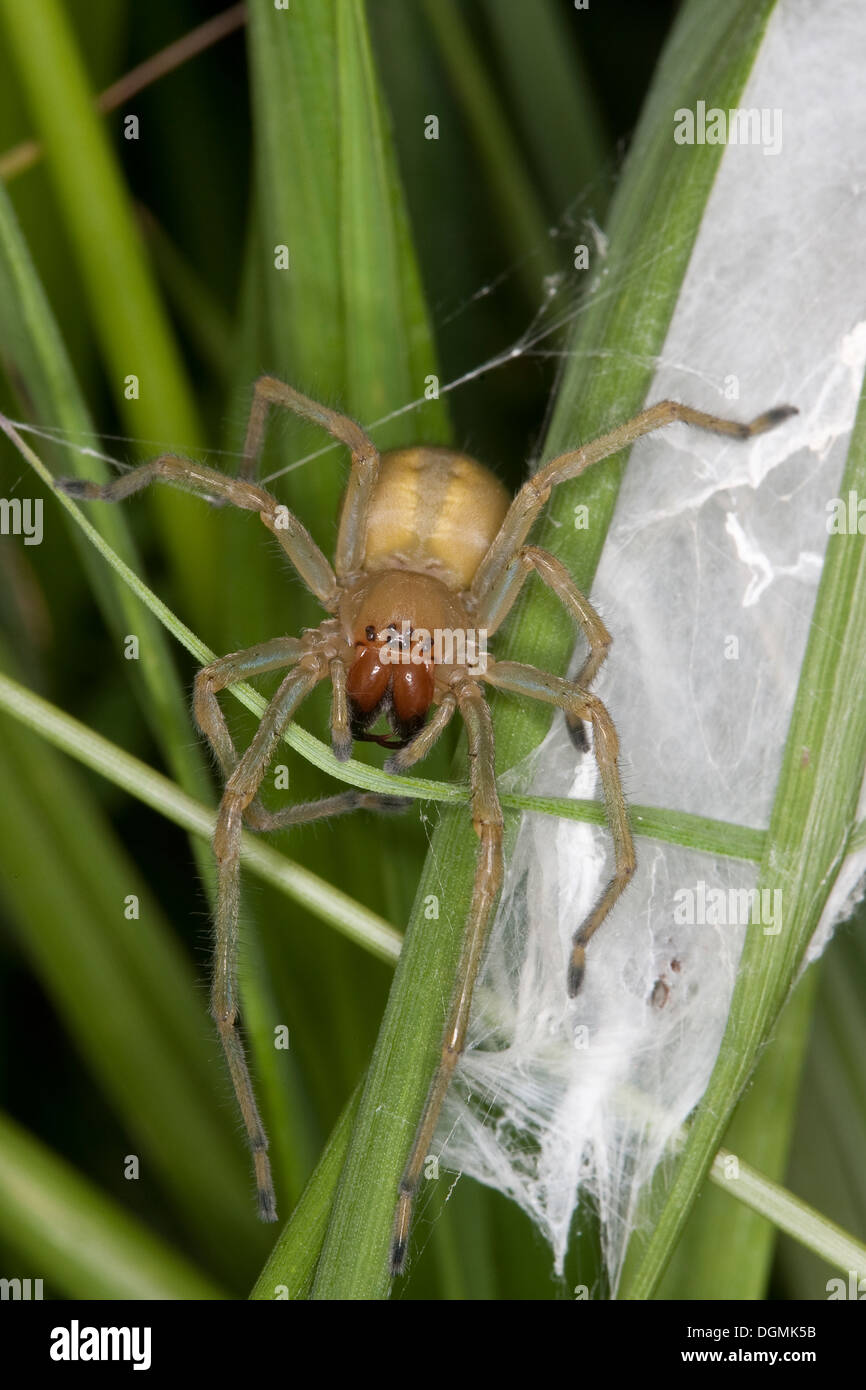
(421, 0, 556, 296)
(708, 1143, 866, 1285)
(0, 668, 260, 1274)
(251, 1089, 359, 1300)
(659, 971, 819, 1298)
(225, 0, 452, 1272)
(0, 0, 210, 612)
(778, 918, 866, 1295)
(478, 0, 611, 217)
(0, 182, 214, 841)
(0, 1112, 226, 1300)
(336, 0, 447, 440)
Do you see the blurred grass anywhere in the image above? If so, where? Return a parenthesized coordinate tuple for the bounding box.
(0, 0, 862, 1303)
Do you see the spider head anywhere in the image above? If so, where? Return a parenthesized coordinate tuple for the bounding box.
(340, 570, 468, 752)
(345, 624, 435, 750)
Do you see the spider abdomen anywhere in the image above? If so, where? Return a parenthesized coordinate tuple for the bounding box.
(362, 446, 509, 590)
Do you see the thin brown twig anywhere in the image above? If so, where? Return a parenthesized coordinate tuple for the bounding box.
(0, 3, 247, 182)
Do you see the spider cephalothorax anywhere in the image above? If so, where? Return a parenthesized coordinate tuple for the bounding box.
(341, 566, 486, 749)
(58, 376, 796, 1276)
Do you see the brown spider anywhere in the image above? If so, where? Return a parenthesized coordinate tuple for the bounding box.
(56, 378, 796, 1276)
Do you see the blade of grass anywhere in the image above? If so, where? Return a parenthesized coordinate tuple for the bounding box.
(242, 0, 452, 1235)
(248, 0, 449, 461)
(0, 1111, 226, 1300)
(336, 0, 448, 439)
(251, 1088, 360, 1301)
(657, 968, 820, 1298)
(0, 0, 211, 612)
(0, 180, 215, 828)
(0, 3, 247, 182)
(777, 919, 866, 1295)
(478, 0, 611, 217)
(421, 0, 557, 296)
(0, 656, 260, 1275)
(707, 1142, 866, 1284)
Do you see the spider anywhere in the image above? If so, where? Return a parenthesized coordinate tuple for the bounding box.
(56, 378, 796, 1276)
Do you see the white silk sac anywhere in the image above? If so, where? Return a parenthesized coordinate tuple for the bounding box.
(435, 0, 866, 1291)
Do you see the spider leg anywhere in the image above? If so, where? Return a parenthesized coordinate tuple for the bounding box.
(391, 679, 503, 1276)
(243, 788, 413, 832)
(211, 659, 324, 1222)
(239, 376, 379, 579)
(328, 655, 353, 763)
(244, 646, 414, 827)
(199, 637, 408, 1224)
(56, 456, 339, 609)
(482, 659, 635, 996)
(383, 692, 458, 774)
(195, 638, 408, 819)
(194, 637, 305, 777)
(473, 544, 612, 751)
(470, 399, 797, 603)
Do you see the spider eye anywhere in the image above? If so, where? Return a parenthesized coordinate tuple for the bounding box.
(365, 624, 376, 641)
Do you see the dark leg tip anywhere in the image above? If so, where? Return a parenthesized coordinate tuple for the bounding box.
(567, 959, 585, 997)
(389, 1240, 407, 1277)
(750, 405, 799, 435)
(765, 404, 799, 426)
(377, 795, 414, 814)
(332, 733, 353, 763)
(55, 477, 93, 498)
(258, 1189, 278, 1223)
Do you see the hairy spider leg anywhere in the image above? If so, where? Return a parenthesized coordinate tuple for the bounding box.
(206, 646, 410, 1222)
(390, 679, 503, 1275)
(211, 661, 324, 1219)
(57, 455, 339, 607)
(239, 375, 380, 579)
(470, 400, 798, 604)
(475, 544, 613, 749)
(194, 638, 412, 828)
(383, 692, 458, 774)
(483, 661, 635, 996)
